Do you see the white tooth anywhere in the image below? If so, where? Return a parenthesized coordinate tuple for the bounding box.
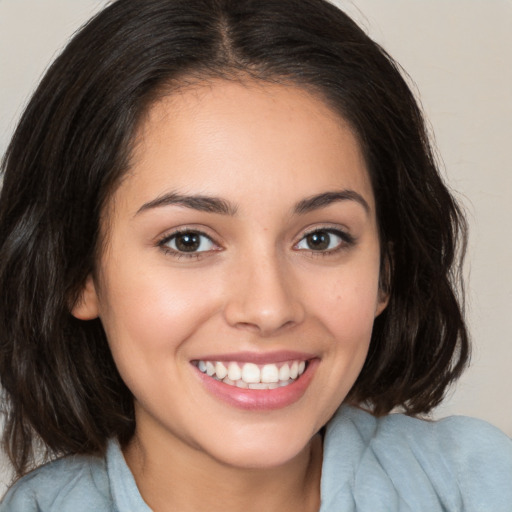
(206, 361, 215, 376)
(198, 360, 206, 373)
(298, 361, 306, 375)
(223, 377, 235, 386)
(236, 380, 249, 389)
(290, 361, 299, 379)
(215, 362, 228, 379)
(280, 380, 292, 387)
(260, 363, 279, 383)
(268, 383, 279, 389)
(241, 363, 260, 384)
(227, 362, 242, 381)
(249, 383, 270, 390)
(278, 363, 290, 381)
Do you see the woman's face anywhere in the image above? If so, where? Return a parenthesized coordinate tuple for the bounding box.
(74, 80, 387, 469)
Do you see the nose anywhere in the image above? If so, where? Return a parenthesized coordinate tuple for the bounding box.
(223, 251, 305, 336)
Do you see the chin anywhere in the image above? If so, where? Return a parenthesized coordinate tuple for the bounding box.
(199, 420, 320, 470)
(215, 442, 312, 470)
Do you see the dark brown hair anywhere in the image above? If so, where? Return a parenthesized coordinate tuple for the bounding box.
(0, 0, 468, 476)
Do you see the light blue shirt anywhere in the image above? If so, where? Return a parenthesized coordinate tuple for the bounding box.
(2, 406, 511, 511)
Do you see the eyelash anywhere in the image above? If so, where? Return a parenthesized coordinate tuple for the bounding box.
(157, 227, 355, 260)
(157, 228, 219, 260)
(294, 227, 355, 256)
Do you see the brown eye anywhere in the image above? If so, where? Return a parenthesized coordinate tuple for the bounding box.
(296, 229, 348, 252)
(164, 231, 215, 253)
(305, 231, 331, 250)
(175, 232, 200, 252)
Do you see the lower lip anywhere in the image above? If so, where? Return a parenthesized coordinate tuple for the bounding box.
(194, 359, 319, 411)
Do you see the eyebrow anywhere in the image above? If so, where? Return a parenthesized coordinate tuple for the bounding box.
(294, 190, 370, 215)
(136, 192, 238, 216)
(135, 189, 369, 217)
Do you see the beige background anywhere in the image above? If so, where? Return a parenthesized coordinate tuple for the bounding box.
(1, 0, 511, 493)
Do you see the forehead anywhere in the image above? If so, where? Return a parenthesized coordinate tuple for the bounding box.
(118, 79, 374, 215)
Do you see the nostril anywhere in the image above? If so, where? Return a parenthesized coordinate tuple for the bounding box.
(233, 318, 299, 337)
(222, 268, 306, 334)
(234, 321, 262, 332)
(281, 319, 298, 330)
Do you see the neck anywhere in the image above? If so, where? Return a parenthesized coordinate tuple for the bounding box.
(123, 426, 323, 512)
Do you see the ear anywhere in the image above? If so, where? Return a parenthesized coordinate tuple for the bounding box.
(71, 274, 100, 320)
(375, 248, 392, 317)
(375, 287, 389, 317)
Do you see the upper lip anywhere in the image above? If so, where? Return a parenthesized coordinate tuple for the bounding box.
(191, 350, 316, 365)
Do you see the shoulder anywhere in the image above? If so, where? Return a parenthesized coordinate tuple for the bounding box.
(322, 406, 512, 511)
(328, 404, 512, 463)
(0, 452, 113, 512)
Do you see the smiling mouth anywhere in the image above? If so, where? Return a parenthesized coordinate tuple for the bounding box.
(193, 360, 308, 390)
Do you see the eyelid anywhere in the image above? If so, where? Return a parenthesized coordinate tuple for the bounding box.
(155, 224, 355, 259)
(293, 225, 356, 253)
(156, 227, 222, 258)
(295, 223, 354, 243)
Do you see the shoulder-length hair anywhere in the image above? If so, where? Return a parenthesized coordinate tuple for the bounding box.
(0, 0, 468, 476)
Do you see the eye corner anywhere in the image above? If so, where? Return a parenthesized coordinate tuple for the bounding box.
(294, 226, 356, 255)
(157, 228, 222, 259)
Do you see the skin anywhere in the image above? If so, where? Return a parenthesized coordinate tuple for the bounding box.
(73, 79, 388, 512)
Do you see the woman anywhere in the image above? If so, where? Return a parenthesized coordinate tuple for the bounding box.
(0, 0, 510, 510)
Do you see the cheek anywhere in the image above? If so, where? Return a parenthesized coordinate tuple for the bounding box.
(300, 265, 380, 427)
(97, 264, 222, 361)
(308, 263, 382, 342)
